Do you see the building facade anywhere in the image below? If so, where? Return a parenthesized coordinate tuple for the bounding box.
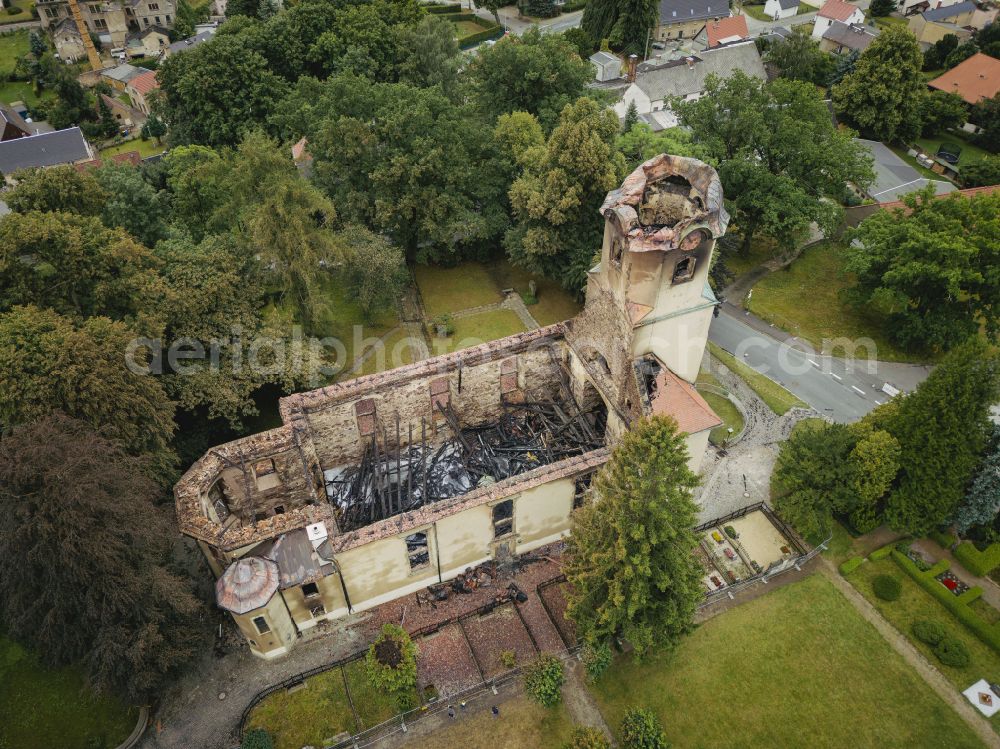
(175, 154, 729, 659)
(37, 0, 175, 50)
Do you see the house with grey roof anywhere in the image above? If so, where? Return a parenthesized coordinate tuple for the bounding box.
(0, 127, 94, 180)
(101, 63, 146, 92)
(764, 0, 800, 20)
(655, 0, 727, 43)
(0, 103, 32, 142)
(590, 51, 622, 83)
(855, 138, 956, 203)
(820, 21, 878, 54)
(166, 27, 217, 56)
(612, 41, 766, 129)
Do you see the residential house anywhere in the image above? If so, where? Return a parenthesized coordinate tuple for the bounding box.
(900, 0, 966, 17)
(590, 51, 622, 82)
(612, 41, 767, 128)
(908, 1, 976, 45)
(101, 62, 145, 91)
(100, 92, 146, 129)
(928, 52, 1000, 104)
(51, 18, 87, 62)
(125, 68, 159, 115)
(764, 0, 800, 20)
(655, 0, 726, 42)
(820, 21, 878, 54)
(128, 24, 170, 57)
(36, 0, 130, 49)
(176, 153, 728, 659)
(124, 0, 176, 31)
(812, 0, 865, 39)
(0, 127, 94, 181)
(706, 15, 749, 47)
(856, 138, 956, 202)
(165, 26, 217, 56)
(0, 103, 31, 142)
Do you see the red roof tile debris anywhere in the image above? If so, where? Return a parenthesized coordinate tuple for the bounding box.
(928, 53, 1000, 105)
(707, 16, 749, 47)
(649, 368, 722, 435)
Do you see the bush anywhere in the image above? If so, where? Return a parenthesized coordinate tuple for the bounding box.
(562, 726, 610, 749)
(241, 728, 275, 749)
(934, 636, 971, 668)
(365, 624, 418, 705)
(955, 541, 1000, 577)
(929, 530, 957, 549)
(6, 6, 24, 13)
(425, 2, 462, 11)
(620, 707, 668, 749)
(869, 544, 893, 561)
(523, 654, 564, 707)
(724, 525, 738, 539)
(839, 556, 863, 575)
(458, 23, 504, 49)
(912, 619, 947, 646)
(500, 649, 517, 668)
(581, 639, 613, 681)
(561, 0, 588, 10)
(872, 574, 902, 601)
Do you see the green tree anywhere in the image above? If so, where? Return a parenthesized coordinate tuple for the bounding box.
(472, 0, 504, 24)
(616, 122, 706, 170)
(954, 428, 1000, 533)
(961, 155, 1000, 186)
(48, 70, 91, 130)
(241, 729, 275, 749)
(676, 72, 873, 253)
(336, 226, 409, 322)
(0, 306, 176, 473)
(564, 416, 703, 655)
(397, 15, 462, 96)
(225, 0, 262, 18)
(365, 624, 418, 708)
(156, 34, 289, 147)
(563, 27, 597, 59)
(468, 28, 593, 130)
(920, 89, 968, 136)
(141, 113, 168, 144)
(869, 0, 895, 16)
(972, 94, 1000, 153)
(620, 707, 668, 749)
(772, 422, 858, 540)
(765, 30, 836, 86)
(97, 95, 118, 138)
(563, 726, 610, 749)
(832, 26, 926, 143)
(94, 162, 171, 246)
(944, 40, 978, 70)
(844, 187, 1000, 352)
(623, 99, 639, 132)
(924, 33, 959, 71)
(0, 414, 206, 698)
(847, 426, 901, 533)
(523, 653, 565, 707)
(3, 164, 106, 215)
(307, 6, 400, 80)
(582, 0, 658, 57)
(884, 339, 1000, 534)
(162, 145, 227, 240)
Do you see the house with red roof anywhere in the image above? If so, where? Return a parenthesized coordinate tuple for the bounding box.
(706, 15, 749, 47)
(928, 53, 1000, 105)
(813, 0, 865, 39)
(125, 69, 160, 117)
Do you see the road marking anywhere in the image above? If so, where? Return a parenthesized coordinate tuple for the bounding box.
(875, 399, 884, 405)
(831, 373, 842, 381)
(851, 386, 866, 396)
(808, 359, 819, 368)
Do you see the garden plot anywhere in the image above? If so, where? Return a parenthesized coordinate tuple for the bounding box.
(696, 545, 727, 593)
(728, 511, 796, 573)
(701, 529, 752, 583)
(538, 580, 576, 648)
(461, 603, 537, 679)
(416, 624, 482, 699)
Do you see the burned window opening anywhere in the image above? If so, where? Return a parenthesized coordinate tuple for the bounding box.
(324, 395, 606, 533)
(302, 582, 319, 599)
(493, 499, 514, 539)
(672, 256, 696, 284)
(573, 473, 594, 509)
(253, 616, 270, 635)
(639, 175, 700, 228)
(610, 236, 625, 267)
(406, 531, 430, 569)
(310, 603, 326, 619)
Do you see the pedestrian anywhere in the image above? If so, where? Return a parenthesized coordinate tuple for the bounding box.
(448, 705, 456, 719)
(491, 705, 500, 718)
(459, 700, 467, 712)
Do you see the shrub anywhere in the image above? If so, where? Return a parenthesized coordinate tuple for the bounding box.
(523, 654, 564, 707)
(562, 726, 610, 749)
(430, 313, 455, 337)
(365, 624, 418, 705)
(425, 2, 462, 11)
(872, 574, 902, 601)
(620, 707, 668, 749)
(458, 24, 504, 49)
(500, 649, 517, 668)
(839, 556, 863, 575)
(7, 5, 23, 13)
(561, 0, 588, 10)
(582, 639, 613, 681)
(955, 541, 1000, 577)
(934, 636, 971, 668)
(929, 530, 957, 549)
(869, 544, 893, 561)
(724, 525, 738, 539)
(912, 620, 947, 646)
(241, 728, 275, 749)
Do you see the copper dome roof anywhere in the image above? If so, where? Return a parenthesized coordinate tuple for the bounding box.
(215, 556, 280, 614)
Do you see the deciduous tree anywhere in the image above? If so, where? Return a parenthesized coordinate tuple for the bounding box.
(564, 416, 703, 655)
(336, 226, 409, 322)
(920, 89, 968, 137)
(95, 162, 171, 246)
(765, 30, 835, 86)
(962, 154, 1000, 186)
(3, 164, 106, 215)
(582, 0, 658, 57)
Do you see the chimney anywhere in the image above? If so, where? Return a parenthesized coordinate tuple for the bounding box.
(627, 53, 639, 82)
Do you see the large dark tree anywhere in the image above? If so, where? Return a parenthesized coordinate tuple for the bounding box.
(954, 427, 1000, 534)
(923, 33, 959, 71)
(582, 0, 658, 57)
(884, 339, 1000, 534)
(972, 93, 1000, 153)
(3, 165, 106, 215)
(765, 30, 835, 87)
(564, 416, 703, 655)
(0, 414, 206, 698)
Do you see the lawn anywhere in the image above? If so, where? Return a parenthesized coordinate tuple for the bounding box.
(247, 668, 357, 749)
(888, 143, 948, 182)
(414, 262, 503, 317)
(747, 241, 921, 363)
(451, 19, 489, 37)
(427, 309, 527, 356)
(699, 390, 744, 446)
(0, 635, 137, 749)
(847, 556, 1000, 733)
(397, 695, 575, 749)
(739, 4, 770, 21)
(0, 0, 34, 26)
(0, 29, 29, 76)
(357, 325, 424, 376)
(591, 574, 985, 748)
(707, 341, 807, 416)
(99, 138, 168, 159)
(916, 133, 991, 170)
(873, 15, 908, 29)
(342, 658, 413, 729)
(486, 259, 582, 326)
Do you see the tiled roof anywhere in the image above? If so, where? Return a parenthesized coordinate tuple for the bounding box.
(821, 21, 877, 51)
(649, 368, 722, 435)
(878, 184, 1000, 210)
(658, 0, 724, 24)
(818, 0, 862, 21)
(127, 69, 160, 96)
(928, 53, 1000, 105)
(215, 556, 279, 614)
(0, 102, 31, 139)
(706, 15, 749, 47)
(0, 127, 91, 173)
(921, 1, 975, 21)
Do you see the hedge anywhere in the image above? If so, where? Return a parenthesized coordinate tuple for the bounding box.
(839, 556, 864, 575)
(561, 0, 588, 10)
(891, 549, 1000, 654)
(459, 24, 504, 48)
(954, 541, 1000, 577)
(426, 3, 462, 12)
(869, 544, 894, 562)
(442, 12, 482, 22)
(929, 530, 957, 549)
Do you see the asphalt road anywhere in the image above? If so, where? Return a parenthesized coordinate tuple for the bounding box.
(709, 309, 930, 423)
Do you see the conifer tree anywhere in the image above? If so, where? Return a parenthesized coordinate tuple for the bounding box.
(564, 416, 703, 655)
(954, 428, 1000, 534)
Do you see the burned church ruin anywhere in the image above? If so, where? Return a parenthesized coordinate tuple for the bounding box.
(175, 154, 729, 658)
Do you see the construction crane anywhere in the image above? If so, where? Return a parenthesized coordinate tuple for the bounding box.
(67, 0, 103, 72)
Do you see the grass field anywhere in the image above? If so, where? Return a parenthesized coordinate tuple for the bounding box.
(99, 138, 168, 159)
(916, 134, 990, 170)
(698, 387, 744, 446)
(397, 695, 575, 749)
(707, 341, 807, 415)
(723, 236, 784, 280)
(414, 262, 503, 317)
(358, 325, 423, 376)
(486, 259, 582, 326)
(591, 574, 985, 748)
(847, 557, 1000, 734)
(0, 1, 33, 26)
(0, 29, 29, 76)
(747, 242, 920, 363)
(0, 636, 136, 749)
(428, 309, 527, 355)
(739, 3, 770, 21)
(451, 19, 489, 37)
